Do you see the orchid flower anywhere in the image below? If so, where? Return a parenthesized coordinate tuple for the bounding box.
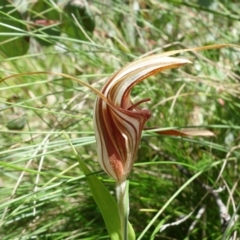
(93, 55, 213, 183)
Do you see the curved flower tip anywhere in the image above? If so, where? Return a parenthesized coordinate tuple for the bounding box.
(93, 55, 191, 182)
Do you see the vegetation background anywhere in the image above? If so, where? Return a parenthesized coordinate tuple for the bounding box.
(0, 0, 239, 239)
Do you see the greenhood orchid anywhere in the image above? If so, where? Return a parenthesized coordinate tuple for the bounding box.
(93, 55, 213, 183)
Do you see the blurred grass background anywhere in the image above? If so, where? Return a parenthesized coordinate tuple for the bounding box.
(0, 0, 239, 239)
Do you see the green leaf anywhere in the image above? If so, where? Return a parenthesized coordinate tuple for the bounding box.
(197, 0, 213, 8)
(62, 2, 95, 41)
(0, 6, 29, 57)
(0, 0, 9, 7)
(29, 0, 61, 46)
(6, 115, 26, 130)
(66, 134, 135, 240)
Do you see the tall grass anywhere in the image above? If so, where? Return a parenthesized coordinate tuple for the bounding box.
(0, 0, 239, 239)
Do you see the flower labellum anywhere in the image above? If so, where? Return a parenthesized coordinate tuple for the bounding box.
(93, 55, 211, 182)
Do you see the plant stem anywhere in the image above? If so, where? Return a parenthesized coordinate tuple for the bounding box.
(116, 180, 129, 240)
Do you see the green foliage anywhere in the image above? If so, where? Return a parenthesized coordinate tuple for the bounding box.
(68, 137, 135, 239)
(0, 6, 29, 57)
(0, 0, 240, 239)
(63, 1, 95, 41)
(29, 0, 61, 46)
(0, 0, 95, 56)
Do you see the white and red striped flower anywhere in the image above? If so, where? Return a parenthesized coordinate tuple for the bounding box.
(93, 55, 212, 182)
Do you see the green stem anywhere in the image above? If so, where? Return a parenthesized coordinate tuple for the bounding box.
(116, 180, 129, 240)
